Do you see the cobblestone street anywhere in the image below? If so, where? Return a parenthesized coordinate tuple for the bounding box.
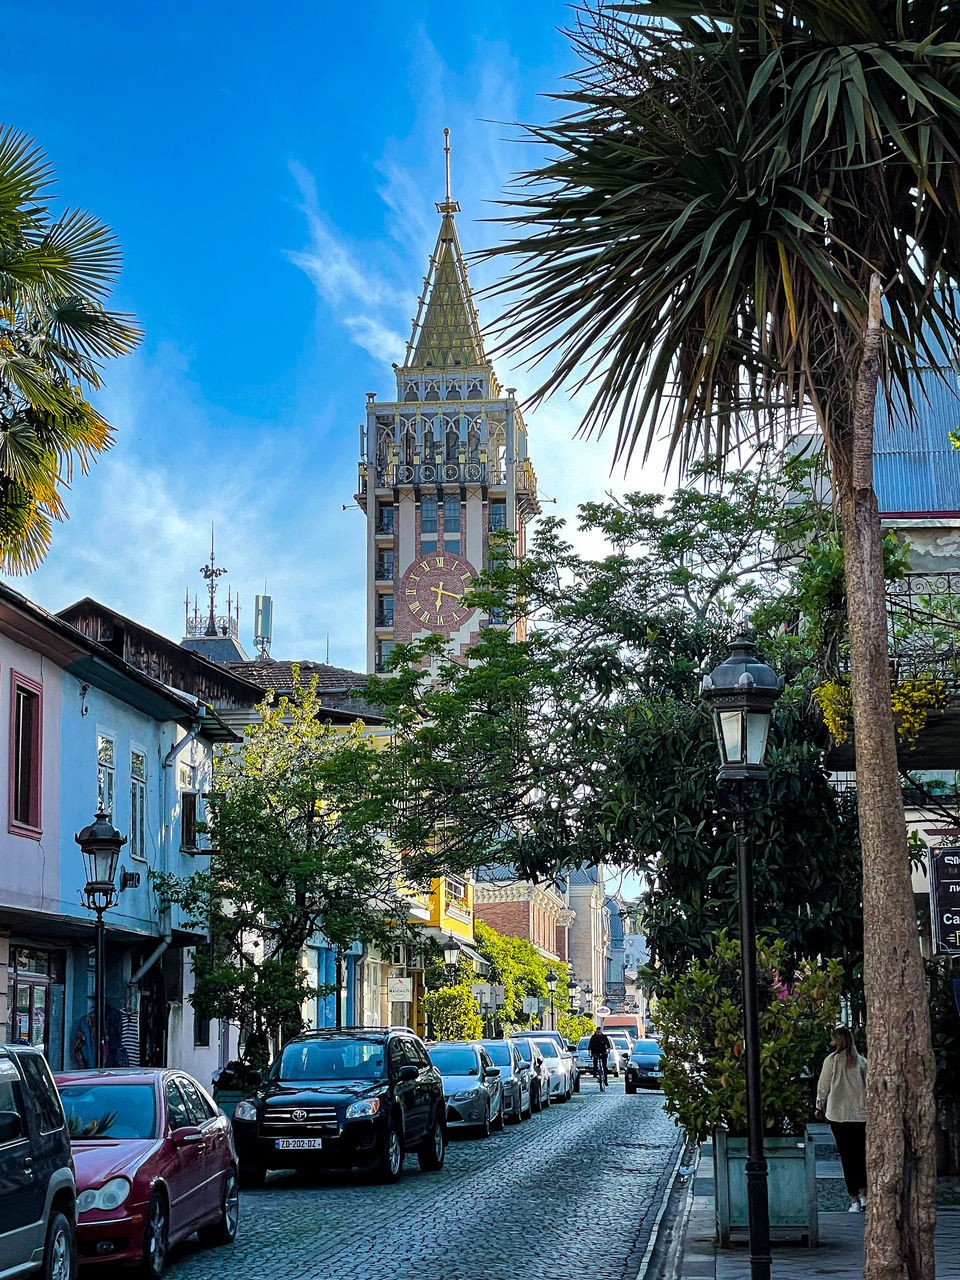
(108, 1083, 679, 1280)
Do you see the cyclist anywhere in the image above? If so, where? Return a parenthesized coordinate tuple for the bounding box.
(587, 1027, 613, 1090)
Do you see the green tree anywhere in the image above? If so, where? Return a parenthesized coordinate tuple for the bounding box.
(421, 985, 484, 1041)
(487, 7, 958, 1268)
(472, 919, 569, 1031)
(0, 126, 141, 570)
(156, 672, 413, 1068)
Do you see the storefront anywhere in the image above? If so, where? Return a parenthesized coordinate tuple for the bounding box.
(4, 946, 67, 1068)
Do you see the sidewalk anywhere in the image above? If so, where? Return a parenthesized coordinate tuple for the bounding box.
(673, 1131, 960, 1280)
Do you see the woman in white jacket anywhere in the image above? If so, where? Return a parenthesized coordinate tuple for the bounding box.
(816, 1026, 867, 1212)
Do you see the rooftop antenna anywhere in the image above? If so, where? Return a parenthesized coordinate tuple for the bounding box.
(444, 127, 451, 203)
(199, 523, 228, 637)
(326, 632, 330, 664)
(254, 588, 274, 662)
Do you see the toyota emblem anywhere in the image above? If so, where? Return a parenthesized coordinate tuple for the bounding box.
(292, 1108, 307, 1121)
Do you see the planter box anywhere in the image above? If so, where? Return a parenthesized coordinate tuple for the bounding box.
(213, 1089, 249, 1120)
(714, 1127, 818, 1247)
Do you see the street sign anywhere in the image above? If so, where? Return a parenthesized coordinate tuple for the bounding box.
(929, 846, 960, 955)
(521, 996, 539, 1015)
(470, 983, 492, 1006)
(387, 976, 413, 1002)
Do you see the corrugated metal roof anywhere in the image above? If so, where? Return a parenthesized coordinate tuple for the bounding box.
(874, 369, 960, 515)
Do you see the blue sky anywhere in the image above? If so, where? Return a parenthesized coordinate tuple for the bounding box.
(4, 0, 666, 671)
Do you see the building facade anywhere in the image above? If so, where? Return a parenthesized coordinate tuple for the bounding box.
(355, 180, 540, 672)
(1, 583, 246, 1086)
(473, 866, 573, 965)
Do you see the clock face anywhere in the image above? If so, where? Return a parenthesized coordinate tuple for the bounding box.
(400, 552, 478, 635)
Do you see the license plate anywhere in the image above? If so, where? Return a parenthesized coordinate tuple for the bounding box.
(275, 1138, 323, 1150)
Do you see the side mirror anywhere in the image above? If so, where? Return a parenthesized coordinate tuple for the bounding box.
(0, 1110, 23, 1143)
(171, 1125, 204, 1146)
(397, 1064, 418, 1083)
(565, 1042, 576, 1051)
(483, 1066, 500, 1080)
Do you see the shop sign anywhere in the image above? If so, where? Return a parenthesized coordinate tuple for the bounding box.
(930, 846, 960, 955)
(387, 976, 414, 1002)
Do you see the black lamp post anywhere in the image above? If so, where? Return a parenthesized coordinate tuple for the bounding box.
(701, 636, 782, 1280)
(76, 812, 127, 1069)
(545, 969, 558, 1029)
(442, 934, 462, 983)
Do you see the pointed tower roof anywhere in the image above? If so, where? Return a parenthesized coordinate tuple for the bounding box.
(405, 130, 487, 370)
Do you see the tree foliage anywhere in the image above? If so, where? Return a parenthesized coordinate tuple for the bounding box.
(652, 932, 843, 1144)
(0, 126, 141, 570)
(421, 985, 484, 1041)
(472, 919, 570, 1032)
(156, 673, 413, 1067)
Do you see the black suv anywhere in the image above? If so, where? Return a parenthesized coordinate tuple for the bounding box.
(231, 1027, 446, 1185)
(0, 1045, 76, 1280)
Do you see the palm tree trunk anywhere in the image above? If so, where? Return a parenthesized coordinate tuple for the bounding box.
(838, 275, 936, 1280)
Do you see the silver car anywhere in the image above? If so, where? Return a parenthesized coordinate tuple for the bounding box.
(529, 1036, 573, 1102)
(428, 1042, 504, 1137)
(476, 1040, 530, 1123)
(606, 1032, 632, 1070)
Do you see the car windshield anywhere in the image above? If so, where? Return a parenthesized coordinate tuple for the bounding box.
(428, 1047, 479, 1076)
(577, 1037, 592, 1050)
(60, 1083, 157, 1140)
(272, 1039, 385, 1081)
(482, 1043, 512, 1068)
(511, 1040, 532, 1062)
(632, 1040, 662, 1055)
(609, 1035, 630, 1047)
(533, 1040, 558, 1059)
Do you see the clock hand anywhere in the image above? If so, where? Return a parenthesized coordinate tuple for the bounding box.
(430, 583, 462, 602)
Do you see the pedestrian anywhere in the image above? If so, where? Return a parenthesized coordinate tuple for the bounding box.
(816, 1026, 867, 1212)
(587, 1027, 612, 1090)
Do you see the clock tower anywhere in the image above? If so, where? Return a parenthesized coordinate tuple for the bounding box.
(356, 133, 540, 672)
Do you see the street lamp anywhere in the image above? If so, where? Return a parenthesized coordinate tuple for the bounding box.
(76, 811, 127, 1069)
(442, 933, 462, 982)
(545, 969, 558, 1029)
(701, 635, 783, 1280)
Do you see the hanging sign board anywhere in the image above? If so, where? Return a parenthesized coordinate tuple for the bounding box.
(521, 997, 540, 1015)
(387, 976, 414, 1003)
(929, 846, 960, 955)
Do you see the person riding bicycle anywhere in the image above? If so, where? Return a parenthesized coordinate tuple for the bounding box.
(588, 1028, 613, 1090)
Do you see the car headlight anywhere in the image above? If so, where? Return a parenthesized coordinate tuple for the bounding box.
(233, 1099, 258, 1123)
(345, 1097, 381, 1120)
(77, 1177, 132, 1213)
(452, 1089, 481, 1101)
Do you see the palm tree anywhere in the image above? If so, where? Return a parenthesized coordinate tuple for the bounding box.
(488, 4, 960, 1276)
(0, 125, 141, 571)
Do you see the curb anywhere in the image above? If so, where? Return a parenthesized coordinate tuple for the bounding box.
(657, 1148, 700, 1280)
(635, 1138, 691, 1280)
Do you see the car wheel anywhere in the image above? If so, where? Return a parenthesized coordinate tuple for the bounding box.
(375, 1119, 404, 1182)
(43, 1210, 75, 1280)
(625, 1080, 637, 1094)
(541, 1084, 551, 1109)
(238, 1161, 266, 1189)
(477, 1102, 491, 1138)
(418, 1114, 446, 1171)
(492, 1098, 505, 1131)
(531, 1083, 542, 1114)
(141, 1191, 169, 1280)
(198, 1168, 240, 1246)
(573, 1073, 580, 1094)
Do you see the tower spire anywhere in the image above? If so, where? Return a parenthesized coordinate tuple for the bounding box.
(199, 523, 227, 637)
(444, 127, 452, 205)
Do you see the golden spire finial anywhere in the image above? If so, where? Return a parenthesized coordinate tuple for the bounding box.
(444, 127, 452, 203)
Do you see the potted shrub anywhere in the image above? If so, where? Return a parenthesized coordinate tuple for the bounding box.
(653, 932, 843, 1246)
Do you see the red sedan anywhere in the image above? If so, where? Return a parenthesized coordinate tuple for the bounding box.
(54, 1068, 238, 1278)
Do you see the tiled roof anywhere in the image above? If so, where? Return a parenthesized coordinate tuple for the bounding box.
(226, 660, 368, 693)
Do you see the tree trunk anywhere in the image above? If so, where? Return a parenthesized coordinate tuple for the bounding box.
(837, 276, 937, 1280)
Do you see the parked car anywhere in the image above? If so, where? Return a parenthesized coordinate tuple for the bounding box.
(523, 1030, 580, 1092)
(507, 1038, 549, 1111)
(475, 1040, 530, 1123)
(0, 1044, 76, 1280)
(428, 1042, 504, 1137)
(232, 1028, 446, 1185)
(528, 1037, 573, 1102)
(605, 1031, 633, 1070)
(55, 1068, 237, 1279)
(573, 1035, 620, 1079)
(624, 1039, 666, 1093)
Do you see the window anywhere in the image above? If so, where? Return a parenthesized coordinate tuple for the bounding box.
(180, 793, 197, 850)
(10, 672, 42, 835)
(376, 594, 394, 627)
(130, 750, 147, 861)
(443, 500, 461, 533)
(165, 1079, 191, 1131)
(420, 540, 438, 554)
(376, 505, 395, 535)
(375, 550, 395, 581)
(444, 541, 461, 555)
(18, 1052, 64, 1134)
(489, 502, 507, 531)
(177, 1077, 214, 1124)
(193, 1006, 211, 1048)
(0, 1062, 27, 1145)
(420, 497, 438, 535)
(97, 735, 115, 818)
(376, 640, 395, 673)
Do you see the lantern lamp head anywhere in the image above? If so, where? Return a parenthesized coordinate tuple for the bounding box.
(701, 635, 783, 782)
(442, 934, 462, 967)
(545, 969, 559, 994)
(75, 811, 126, 908)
